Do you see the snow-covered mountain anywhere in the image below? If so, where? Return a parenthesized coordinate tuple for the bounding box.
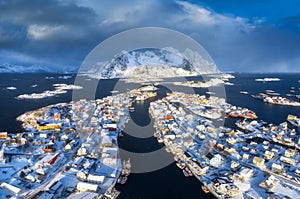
(0, 63, 55, 73)
(83, 48, 218, 79)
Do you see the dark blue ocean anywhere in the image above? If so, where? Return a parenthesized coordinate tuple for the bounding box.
(0, 73, 299, 199)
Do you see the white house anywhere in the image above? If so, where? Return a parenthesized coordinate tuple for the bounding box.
(76, 182, 98, 193)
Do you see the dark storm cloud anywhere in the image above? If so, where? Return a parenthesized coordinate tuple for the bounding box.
(0, 22, 26, 46)
(0, 0, 101, 70)
(0, 0, 96, 26)
(0, 0, 299, 72)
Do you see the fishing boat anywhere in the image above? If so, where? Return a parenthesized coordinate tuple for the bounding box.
(120, 176, 128, 184)
(227, 109, 257, 119)
(201, 185, 210, 194)
(157, 137, 164, 143)
(186, 167, 193, 176)
(153, 131, 160, 138)
(136, 95, 146, 101)
(244, 111, 258, 119)
(176, 162, 185, 169)
(121, 159, 131, 176)
(104, 187, 120, 199)
(165, 147, 171, 153)
(287, 115, 300, 128)
(147, 92, 157, 98)
(183, 169, 189, 177)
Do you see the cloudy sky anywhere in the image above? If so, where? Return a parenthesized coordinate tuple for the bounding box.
(0, 0, 300, 72)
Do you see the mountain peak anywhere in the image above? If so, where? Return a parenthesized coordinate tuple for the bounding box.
(84, 48, 218, 79)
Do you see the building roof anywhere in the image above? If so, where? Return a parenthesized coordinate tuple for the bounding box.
(87, 174, 105, 183)
(0, 182, 22, 195)
(67, 192, 99, 199)
(253, 156, 265, 164)
(76, 182, 98, 192)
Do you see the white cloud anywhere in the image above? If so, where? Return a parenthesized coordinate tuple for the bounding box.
(173, 1, 255, 34)
(27, 24, 65, 40)
(175, 1, 216, 25)
(100, 5, 147, 26)
(27, 24, 89, 42)
(69, 0, 256, 36)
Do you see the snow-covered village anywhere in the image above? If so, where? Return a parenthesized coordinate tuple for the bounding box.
(0, 82, 300, 199)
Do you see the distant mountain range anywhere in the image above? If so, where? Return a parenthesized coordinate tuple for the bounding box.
(0, 64, 53, 73)
(83, 47, 218, 79)
(0, 63, 77, 73)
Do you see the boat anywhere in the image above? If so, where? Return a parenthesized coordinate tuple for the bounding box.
(110, 90, 119, 93)
(265, 90, 274, 93)
(138, 85, 158, 92)
(153, 131, 160, 138)
(119, 176, 128, 184)
(147, 92, 157, 98)
(52, 89, 67, 94)
(201, 185, 210, 194)
(227, 111, 240, 118)
(227, 109, 257, 119)
(245, 111, 258, 119)
(165, 147, 171, 153)
(176, 162, 185, 169)
(118, 131, 124, 137)
(121, 159, 131, 176)
(157, 137, 164, 143)
(183, 169, 189, 177)
(104, 187, 121, 199)
(186, 167, 193, 176)
(206, 91, 215, 95)
(287, 114, 300, 128)
(268, 92, 280, 96)
(224, 82, 234, 85)
(135, 95, 146, 101)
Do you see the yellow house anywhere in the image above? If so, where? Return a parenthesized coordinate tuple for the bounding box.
(287, 114, 297, 120)
(284, 149, 295, 158)
(253, 156, 265, 168)
(264, 151, 275, 160)
(37, 123, 62, 131)
(0, 132, 8, 139)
